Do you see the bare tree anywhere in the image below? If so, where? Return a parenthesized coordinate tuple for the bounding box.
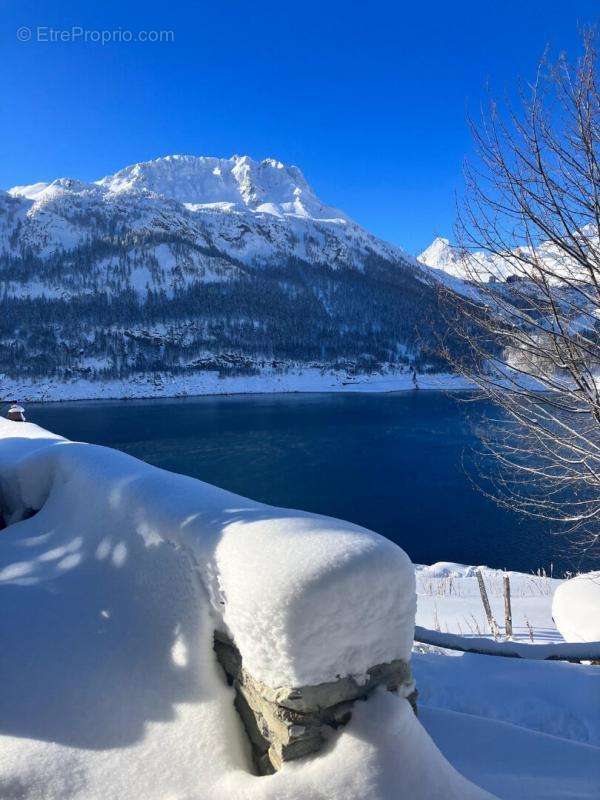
(441, 33, 600, 557)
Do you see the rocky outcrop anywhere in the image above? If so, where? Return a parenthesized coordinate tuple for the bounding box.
(214, 631, 417, 774)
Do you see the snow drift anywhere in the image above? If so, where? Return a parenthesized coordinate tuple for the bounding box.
(552, 572, 600, 643)
(0, 418, 492, 799)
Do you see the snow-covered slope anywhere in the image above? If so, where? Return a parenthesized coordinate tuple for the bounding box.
(418, 237, 464, 276)
(418, 237, 506, 281)
(413, 562, 600, 799)
(0, 155, 464, 395)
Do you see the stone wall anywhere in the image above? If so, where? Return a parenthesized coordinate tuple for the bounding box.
(214, 631, 417, 774)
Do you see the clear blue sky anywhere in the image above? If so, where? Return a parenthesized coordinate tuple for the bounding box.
(2, 0, 598, 254)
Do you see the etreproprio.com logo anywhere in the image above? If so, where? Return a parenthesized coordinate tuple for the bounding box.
(16, 26, 175, 44)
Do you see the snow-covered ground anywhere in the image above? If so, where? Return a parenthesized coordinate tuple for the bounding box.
(1, 368, 473, 403)
(415, 562, 561, 644)
(413, 562, 600, 799)
(0, 420, 598, 800)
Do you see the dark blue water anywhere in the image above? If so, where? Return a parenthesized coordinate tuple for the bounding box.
(25, 392, 584, 574)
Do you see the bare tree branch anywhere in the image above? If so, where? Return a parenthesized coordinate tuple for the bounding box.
(439, 32, 600, 558)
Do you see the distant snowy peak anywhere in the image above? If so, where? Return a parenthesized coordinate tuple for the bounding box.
(417, 237, 467, 277)
(418, 234, 597, 284)
(419, 236, 504, 282)
(96, 154, 349, 222)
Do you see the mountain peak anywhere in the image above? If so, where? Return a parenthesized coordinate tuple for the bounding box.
(96, 154, 346, 221)
(418, 237, 454, 267)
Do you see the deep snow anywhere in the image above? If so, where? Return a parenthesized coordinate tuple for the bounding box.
(0, 419, 417, 687)
(413, 563, 600, 799)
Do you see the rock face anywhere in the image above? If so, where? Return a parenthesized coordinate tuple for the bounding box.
(214, 631, 417, 774)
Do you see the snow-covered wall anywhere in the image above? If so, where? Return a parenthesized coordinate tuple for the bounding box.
(0, 418, 415, 688)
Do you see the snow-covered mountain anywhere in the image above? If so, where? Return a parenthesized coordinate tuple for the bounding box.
(418, 236, 508, 282)
(418, 237, 518, 282)
(3, 155, 405, 268)
(418, 237, 469, 278)
(418, 232, 600, 285)
(97, 155, 349, 221)
(0, 155, 465, 395)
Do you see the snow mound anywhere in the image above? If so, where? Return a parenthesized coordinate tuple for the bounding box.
(552, 572, 600, 643)
(0, 419, 415, 687)
(416, 561, 481, 578)
(0, 419, 494, 799)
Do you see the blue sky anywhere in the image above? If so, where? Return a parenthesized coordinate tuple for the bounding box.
(2, 0, 598, 254)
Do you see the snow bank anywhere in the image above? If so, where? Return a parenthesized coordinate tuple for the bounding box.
(414, 649, 600, 746)
(0, 418, 494, 799)
(552, 572, 600, 643)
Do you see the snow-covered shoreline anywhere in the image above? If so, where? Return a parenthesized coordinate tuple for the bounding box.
(1, 368, 473, 403)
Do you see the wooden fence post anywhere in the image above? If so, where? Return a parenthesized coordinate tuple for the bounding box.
(503, 574, 513, 639)
(476, 569, 500, 639)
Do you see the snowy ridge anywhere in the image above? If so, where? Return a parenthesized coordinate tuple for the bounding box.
(418, 237, 509, 281)
(418, 238, 462, 274)
(3, 154, 405, 265)
(418, 231, 600, 284)
(97, 154, 350, 221)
